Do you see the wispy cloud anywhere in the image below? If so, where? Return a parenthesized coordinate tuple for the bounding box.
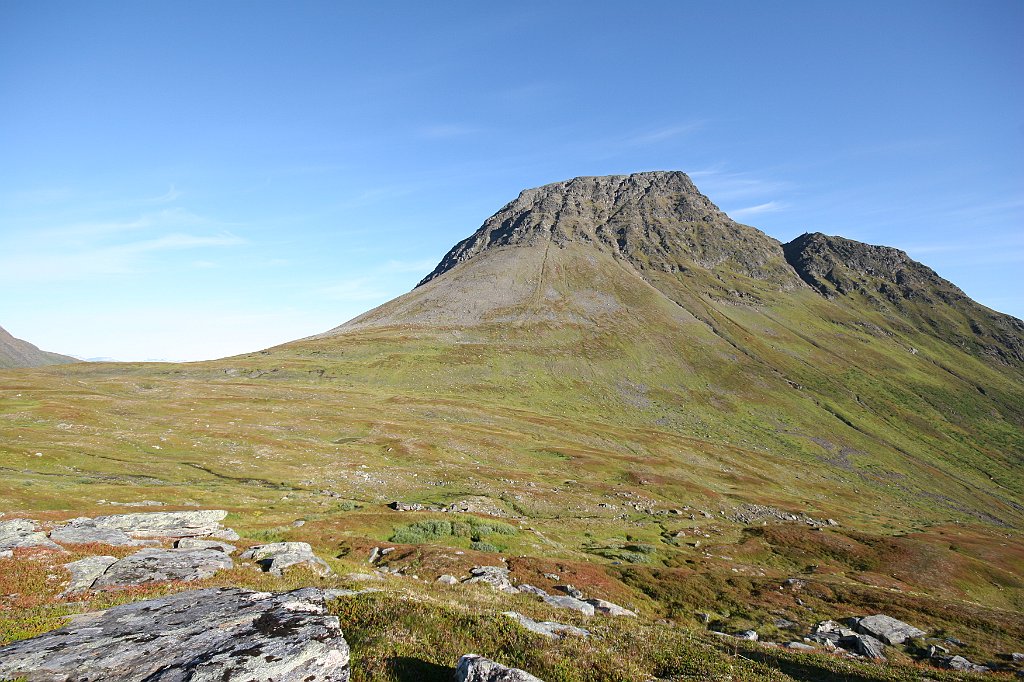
(148, 184, 181, 203)
(688, 168, 792, 202)
(620, 122, 705, 147)
(728, 201, 789, 219)
(418, 124, 479, 139)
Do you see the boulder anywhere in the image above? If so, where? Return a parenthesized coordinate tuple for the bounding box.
(59, 555, 117, 596)
(940, 655, 991, 673)
(541, 594, 595, 616)
(785, 641, 816, 651)
(735, 629, 759, 641)
(555, 584, 584, 599)
(503, 612, 590, 639)
(515, 584, 549, 597)
(0, 587, 350, 681)
(91, 510, 230, 538)
(456, 654, 543, 682)
(586, 598, 637, 617)
(241, 542, 332, 576)
(92, 548, 233, 587)
(0, 518, 62, 551)
(436, 574, 459, 585)
(174, 537, 237, 553)
(49, 517, 147, 546)
(852, 614, 926, 645)
(839, 633, 887, 660)
(463, 565, 519, 593)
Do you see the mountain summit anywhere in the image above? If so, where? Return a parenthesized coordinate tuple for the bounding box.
(418, 171, 795, 287)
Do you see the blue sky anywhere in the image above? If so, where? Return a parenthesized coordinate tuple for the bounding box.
(1, 1, 1021, 361)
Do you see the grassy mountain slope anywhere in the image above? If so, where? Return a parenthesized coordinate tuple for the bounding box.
(0, 172, 1021, 678)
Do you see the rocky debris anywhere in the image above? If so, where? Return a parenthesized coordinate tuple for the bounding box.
(783, 577, 806, 589)
(49, 517, 150, 546)
(541, 594, 595, 616)
(851, 614, 926, 645)
(729, 504, 835, 527)
(92, 548, 233, 588)
(0, 587, 350, 681)
(174, 537, 237, 553)
(59, 555, 117, 596)
(456, 654, 542, 682)
(839, 633, 887, 660)
(389, 497, 508, 517)
(241, 542, 333, 576)
(555, 584, 584, 599)
(503, 612, 590, 639)
(735, 629, 759, 641)
(938, 655, 991, 673)
(0, 518, 62, 551)
(586, 598, 637, 617)
(463, 565, 519, 593)
(89, 509, 234, 539)
(809, 620, 857, 644)
(436, 574, 459, 585)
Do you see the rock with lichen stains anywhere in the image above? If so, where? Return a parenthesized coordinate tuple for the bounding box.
(0, 587, 350, 681)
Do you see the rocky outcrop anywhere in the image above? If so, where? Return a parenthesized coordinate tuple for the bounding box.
(241, 542, 333, 576)
(175, 537, 237, 553)
(463, 565, 519, 593)
(541, 594, 594, 616)
(59, 555, 117, 596)
(586, 598, 637, 617)
(0, 518, 63, 552)
(938, 655, 991, 673)
(91, 548, 233, 588)
(503, 612, 590, 639)
(0, 587, 350, 681)
(88, 510, 233, 538)
(851, 614, 926, 645)
(49, 517, 149, 546)
(456, 654, 543, 682)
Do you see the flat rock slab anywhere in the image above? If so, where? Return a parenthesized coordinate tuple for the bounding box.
(241, 542, 332, 576)
(0, 519, 63, 552)
(174, 537, 237, 553)
(91, 510, 230, 538)
(49, 517, 148, 546)
(586, 598, 636, 617)
(503, 612, 589, 639)
(0, 587, 350, 681)
(456, 654, 543, 682)
(59, 555, 117, 596)
(92, 547, 233, 588)
(852, 614, 926, 645)
(541, 594, 594, 616)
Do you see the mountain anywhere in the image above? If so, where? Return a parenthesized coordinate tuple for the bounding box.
(1, 171, 1022, 680)
(0, 325, 77, 369)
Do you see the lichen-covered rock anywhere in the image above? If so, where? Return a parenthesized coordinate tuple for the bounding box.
(0, 518, 62, 551)
(92, 547, 233, 587)
(456, 654, 543, 682)
(174, 537, 237, 553)
(851, 614, 926, 645)
(839, 633, 887, 660)
(541, 594, 594, 616)
(90, 510, 230, 538)
(59, 555, 117, 596)
(0, 587, 350, 681)
(49, 517, 147, 546)
(241, 542, 332, 576)
(463, 565, 518, 593)
(939, 655, 991, 673)
(503, 612, 589, 639)
(586, 598, 636, 617)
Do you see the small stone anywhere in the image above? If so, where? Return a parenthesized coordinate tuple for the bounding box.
(436, 574, 459, 585)
(736, 630, 759, 641)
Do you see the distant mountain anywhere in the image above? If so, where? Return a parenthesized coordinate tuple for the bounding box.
(0, 325, 77, 369)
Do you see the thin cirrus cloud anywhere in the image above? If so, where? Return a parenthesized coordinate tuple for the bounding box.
(728, 201, 789, 219)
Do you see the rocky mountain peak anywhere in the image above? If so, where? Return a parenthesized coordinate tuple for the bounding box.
(417, 171, 794, 286)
